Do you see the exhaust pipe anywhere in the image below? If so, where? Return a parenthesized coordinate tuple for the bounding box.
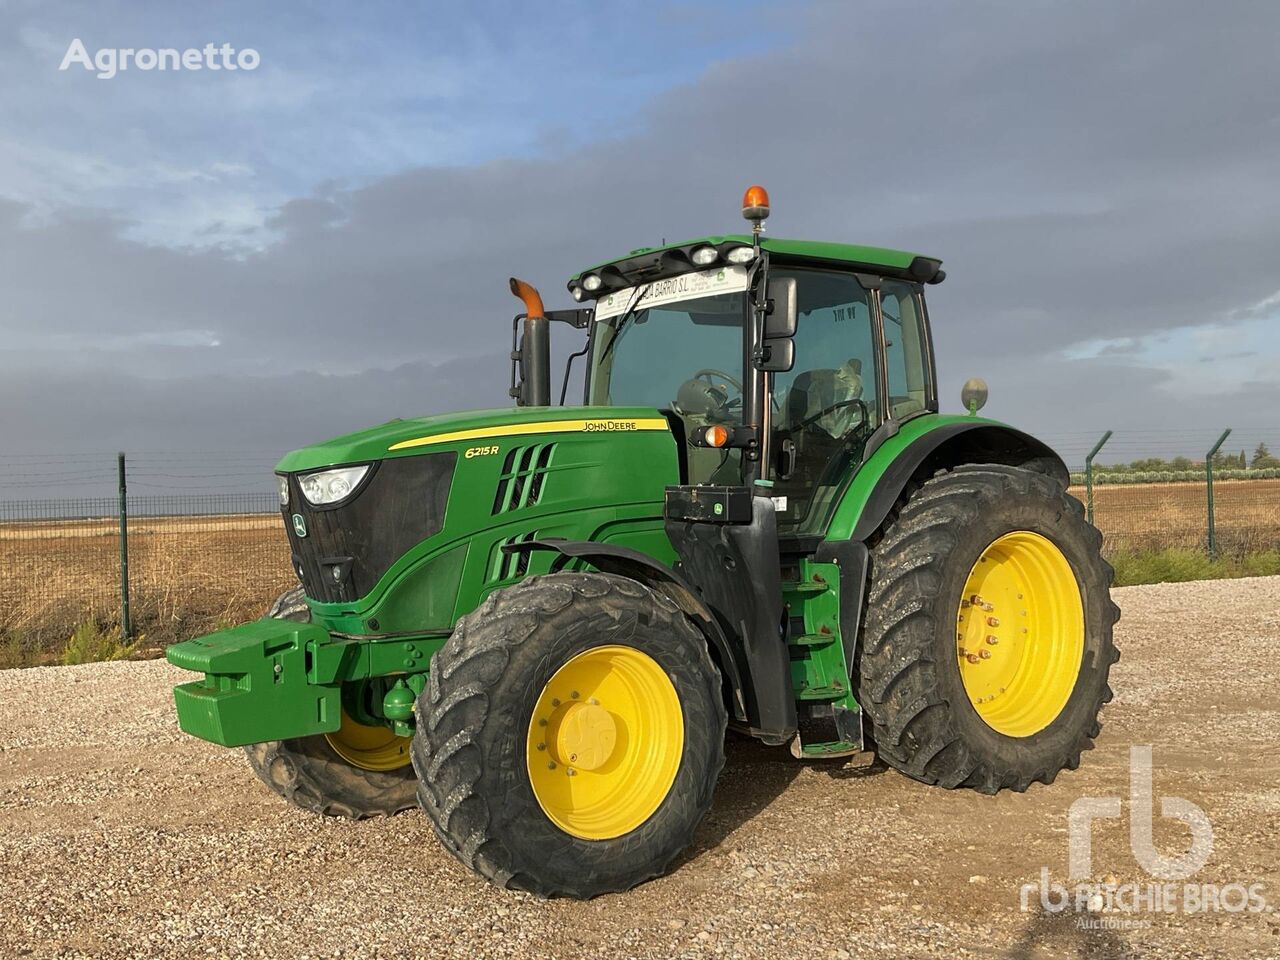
(509, 277, 550, 407)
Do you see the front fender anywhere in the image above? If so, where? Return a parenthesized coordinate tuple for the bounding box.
(507, 538, 749, 723)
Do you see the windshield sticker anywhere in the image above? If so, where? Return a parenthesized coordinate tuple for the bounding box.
(595, 264, 751, 320)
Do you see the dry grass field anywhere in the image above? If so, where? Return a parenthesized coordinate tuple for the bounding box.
(3, 478, 1278, 662)
(0, 514, 293, 656)
(1068, 477, 1280, 552)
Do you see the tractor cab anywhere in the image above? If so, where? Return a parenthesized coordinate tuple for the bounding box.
(515, 186, 944, 541)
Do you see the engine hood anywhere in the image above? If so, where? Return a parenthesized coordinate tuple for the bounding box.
(275, 406, 670, 474)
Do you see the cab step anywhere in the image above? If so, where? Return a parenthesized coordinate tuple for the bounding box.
(788, 632, 836, 648)
(794, 682, 851, 701)
(792, 740, 875, 761)
(781, 579, 831, 595)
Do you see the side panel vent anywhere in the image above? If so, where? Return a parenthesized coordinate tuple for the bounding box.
(492, 443, 556, 514)
(491, 530, 538, 584)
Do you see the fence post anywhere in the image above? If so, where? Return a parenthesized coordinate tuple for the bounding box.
(1205, 428, 1231, 561)
(1084, 430, 1113, 526)
(118, 451, 131, 640)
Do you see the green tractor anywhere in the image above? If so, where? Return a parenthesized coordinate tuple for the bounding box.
(167, 186, 1119, 898)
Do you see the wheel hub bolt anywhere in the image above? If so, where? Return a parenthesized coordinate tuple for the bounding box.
(547, 761, 556, 770)
(979, 649, 992, 660)
(987, 616, 1000, 627)
(966, 653, 980, 664)
(985, 635, 999, 645)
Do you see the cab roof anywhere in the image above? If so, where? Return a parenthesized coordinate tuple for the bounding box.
(569, 234, 943, 295)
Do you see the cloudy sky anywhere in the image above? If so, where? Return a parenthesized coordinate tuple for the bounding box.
(2, 0, 1278, 492)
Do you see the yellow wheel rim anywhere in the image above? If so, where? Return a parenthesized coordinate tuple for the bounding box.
(526, 645, 684, 840)
(324, 708, 412, 771)
(956, 531, 1085, 737)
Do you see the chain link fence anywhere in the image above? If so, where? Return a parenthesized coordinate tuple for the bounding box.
(1, 492, 293, 652)
(3, 436, 1278, 665)
(1064, 478, 1280, 555)
(1, 453, 294, 663)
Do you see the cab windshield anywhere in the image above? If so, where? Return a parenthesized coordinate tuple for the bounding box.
(587, 267, 748, 483)
(587, 267, 748, 415)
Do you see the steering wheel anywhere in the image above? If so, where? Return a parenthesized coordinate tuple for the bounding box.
(693, 368, 742, 395)
(673, 368, 744, 418)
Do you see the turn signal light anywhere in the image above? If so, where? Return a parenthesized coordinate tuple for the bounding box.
(704, 425, 729, 448)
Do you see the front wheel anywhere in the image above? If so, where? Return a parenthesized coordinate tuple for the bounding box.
(857, 464, 1120, 794)
(412, 572, 727, 898)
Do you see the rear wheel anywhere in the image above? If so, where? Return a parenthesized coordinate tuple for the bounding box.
(857, 464, 1120, 793)
(243, 586, 417, 818)
(412, 572, 726, 898)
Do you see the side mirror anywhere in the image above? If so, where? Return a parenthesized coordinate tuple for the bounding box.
(764, 277, 797, 338)
(758, 336, 794, 373)
(757, 276, 797, 372)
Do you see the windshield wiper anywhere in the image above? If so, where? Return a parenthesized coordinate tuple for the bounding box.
(596, 283, 651, 366)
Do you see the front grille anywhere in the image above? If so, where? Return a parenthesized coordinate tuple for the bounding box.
(492, 443, 555, 514)
(283, 452, 456, 604)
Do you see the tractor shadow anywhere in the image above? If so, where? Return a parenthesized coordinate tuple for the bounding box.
(682, 734, 890, 863)
(1004, 908, 1137, 960)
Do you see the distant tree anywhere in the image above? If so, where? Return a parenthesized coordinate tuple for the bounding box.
(1252, 442, 1280, 469)
(1130, 457, 1170, 472)
(1170, 456, 1193, 471)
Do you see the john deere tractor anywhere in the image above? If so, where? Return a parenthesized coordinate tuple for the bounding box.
(167, 186, 1119, 898)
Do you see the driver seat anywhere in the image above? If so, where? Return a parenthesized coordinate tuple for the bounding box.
(784, 359, 865, 437)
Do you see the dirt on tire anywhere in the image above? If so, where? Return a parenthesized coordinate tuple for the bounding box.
(413, 571, 727, 898)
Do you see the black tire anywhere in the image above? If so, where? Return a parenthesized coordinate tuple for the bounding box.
(242, 587, 417, 819)
(857, 464, 1120, 794)
(412, 572, 727, 898)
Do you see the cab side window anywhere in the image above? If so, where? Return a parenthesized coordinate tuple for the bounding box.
(880, 280, 931, 419)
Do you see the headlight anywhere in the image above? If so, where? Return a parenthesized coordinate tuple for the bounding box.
(690, 245, 719, 266)
(298, 465, 370, 506)
(725, 245, 755, 264)
(582, 273, 603, 291)
(276, 474, 290, 507)
(570, 283, 585, 301)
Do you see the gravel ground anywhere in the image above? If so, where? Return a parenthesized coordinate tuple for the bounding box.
(1, 577, 1277, 959)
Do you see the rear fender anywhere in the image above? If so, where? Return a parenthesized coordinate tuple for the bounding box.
(838, 418, 1068, 543)
(820, 417, 1069, 688)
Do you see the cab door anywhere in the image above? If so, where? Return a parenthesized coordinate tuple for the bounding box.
(768, 268, 932, 537)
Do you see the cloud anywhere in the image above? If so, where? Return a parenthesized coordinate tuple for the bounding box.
(1, 0, 1279, 471)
